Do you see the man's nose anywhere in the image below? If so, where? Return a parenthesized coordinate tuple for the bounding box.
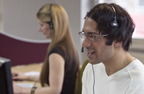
(82, 38, 91, 48)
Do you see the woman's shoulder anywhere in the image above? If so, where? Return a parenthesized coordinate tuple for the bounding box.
(50, 45, 64, 54)
(49, 53, 65, 64)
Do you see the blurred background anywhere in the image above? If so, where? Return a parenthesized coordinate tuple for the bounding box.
(0, 0, 144, 64)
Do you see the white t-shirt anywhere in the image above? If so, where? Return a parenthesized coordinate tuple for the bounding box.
(82, 59, 144, 94)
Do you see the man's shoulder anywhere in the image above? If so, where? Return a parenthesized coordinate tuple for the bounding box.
(127, 59, 144, 82)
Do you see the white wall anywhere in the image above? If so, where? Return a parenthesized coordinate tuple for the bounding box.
(3, 0, 80, 40)
(3, 0, 47, 39)
(0, 0, 3, 32)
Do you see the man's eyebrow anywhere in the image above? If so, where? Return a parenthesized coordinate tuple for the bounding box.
(87, 32, 99, 35)
(81, 30, 99, 34)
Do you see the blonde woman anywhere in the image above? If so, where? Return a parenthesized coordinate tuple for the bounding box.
(13, 3, 80, 94)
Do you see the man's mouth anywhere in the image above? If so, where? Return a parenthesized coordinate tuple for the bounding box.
(87, 51, 95, 57)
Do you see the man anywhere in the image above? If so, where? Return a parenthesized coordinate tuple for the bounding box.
(79, 3, 144, 94)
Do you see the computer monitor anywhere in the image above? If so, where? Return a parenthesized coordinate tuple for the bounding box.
(0, 57, 14, 94)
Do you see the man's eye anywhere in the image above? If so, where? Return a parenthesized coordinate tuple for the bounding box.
(89, 35, 93, 38)
(88, 35, 94, 38)
(40, 24, 43, 26)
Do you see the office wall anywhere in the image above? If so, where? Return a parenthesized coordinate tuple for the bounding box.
(3, 0, 80, 40)
(130, 39, 144, 63)
(2, 0, 84, 62)
(0, 0, 3, 32)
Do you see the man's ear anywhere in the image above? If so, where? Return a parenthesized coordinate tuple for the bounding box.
(114, 41, 122, 48)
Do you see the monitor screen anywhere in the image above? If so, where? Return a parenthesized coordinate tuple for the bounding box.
(0, 57, 14, 94)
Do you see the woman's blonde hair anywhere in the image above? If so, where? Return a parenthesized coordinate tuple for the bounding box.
(37, 3, 79, 86)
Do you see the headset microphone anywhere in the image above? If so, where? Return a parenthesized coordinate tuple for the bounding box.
(81, 47, 84, 52)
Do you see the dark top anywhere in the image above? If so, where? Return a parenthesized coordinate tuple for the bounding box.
(49, 46, 78, 94)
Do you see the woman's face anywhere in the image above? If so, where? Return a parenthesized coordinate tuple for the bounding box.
(38, 21, 52, 38)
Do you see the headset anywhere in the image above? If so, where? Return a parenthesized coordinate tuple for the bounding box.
(48, 4, 53, 29)
(81, 47, 84, 52)
(92, 65, 95, 94)
(110, 5, 118, 28)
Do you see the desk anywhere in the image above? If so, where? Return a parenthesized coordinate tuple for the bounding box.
(11, 63, 43, 88)
(11, 63, 43, 72)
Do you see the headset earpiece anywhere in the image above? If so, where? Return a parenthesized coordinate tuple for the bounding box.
(49, 4, 53, 30)
(49, 22, 53, 29)
(111, 18, 118, 27)
(110, 5, 118, 28)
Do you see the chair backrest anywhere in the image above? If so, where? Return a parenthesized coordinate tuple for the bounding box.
(74, 59, 89, 94)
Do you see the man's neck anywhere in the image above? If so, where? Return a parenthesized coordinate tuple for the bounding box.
(104, 52, 134, 76)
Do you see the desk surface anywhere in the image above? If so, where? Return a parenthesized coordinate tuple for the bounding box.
(11, 63, 43, 87)
(11, 63, 43, 72)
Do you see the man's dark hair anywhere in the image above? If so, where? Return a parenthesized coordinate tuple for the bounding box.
(86, 3, 135, 51)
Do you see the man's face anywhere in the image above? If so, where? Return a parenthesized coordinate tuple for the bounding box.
(82, 17, 115, 64)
